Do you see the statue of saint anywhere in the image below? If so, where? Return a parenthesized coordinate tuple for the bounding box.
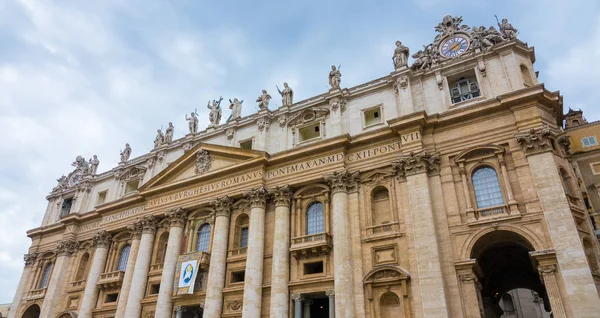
(72, 155, 90, 174)
(329, 65, 341, 89)
(277, 82, 293, 107)
(228, 98, 243, 122)
(207, 97, 223, 127)
(256, 89, 272, 110)
(89, 155, 99, 175)
(154, 129, 164, 149)
(393, 41, 409, 69)
(164, 122, 174, 143)
(498, 18, 517, 40)
(185, 111, 199, 134)
(120, 143, 132, 163)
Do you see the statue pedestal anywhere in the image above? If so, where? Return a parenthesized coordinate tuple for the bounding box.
(205, 126, 216, 133)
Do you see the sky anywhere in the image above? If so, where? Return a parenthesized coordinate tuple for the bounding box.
(0, 0, 599, 304)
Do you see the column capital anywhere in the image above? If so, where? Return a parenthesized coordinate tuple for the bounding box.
(271, 185, 292, 207)
(324, 170, 360, 193)
(393, 151, 440, 177)
(211, 196, 233, 218)
(92, 230, 112, 249)
(515, 127, 555, 155)
(538, 264, 557, 276)
(165, 207, 188, 228)
(244, 186, 269, 209)
(127, 220, 144, 239)
(24, 252, 38, 267)
(291, 293, 304, 301)
(131, 215, 158, 235)
(325, 289, 335, 298)
(458, 273, 479, 283)
(56, 238, 79, 256)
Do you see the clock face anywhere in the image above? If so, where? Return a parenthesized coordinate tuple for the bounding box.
(68, 172, 82, 186)
(440, 36, 469, 58)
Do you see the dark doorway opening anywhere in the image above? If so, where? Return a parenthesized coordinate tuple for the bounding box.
(181, 305, 203, 318)
(21, 304, 40, 318)
(309, 296, 330, 318)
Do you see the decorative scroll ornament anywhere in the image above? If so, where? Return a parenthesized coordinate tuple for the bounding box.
(56, 238, 80, 256)
(257, 117, 270, 132)
(324, 170, 360, 193)
(211, 196, 233, 218)
(271, 185, 292, 207)
(329, 96, 347, 113)
(24, 252, 38, 266)
(244, 186, 269, 209)
(393, 151, 441, 177)
(92, 230, 112, 248)
(557, 135, 571, 155)
(195, 149, 212, 175)
(226, 300, 243, 311)
(515, 127, 554, 155)
(127, 220, 144, 239)
(132, 215, 157, 235)
(165, 207, 188, 228)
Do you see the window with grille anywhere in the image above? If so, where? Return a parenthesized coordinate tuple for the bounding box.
(240, 227, 249, 248)
(117, 244, 131, 271)
(196, 224, 211, 252)
(306, 202, 325, 235)
(39, 263, 52, 288)
(582, 136, 598, 147)
(449, 76, 480, 104)
(472, 166, 504, 209)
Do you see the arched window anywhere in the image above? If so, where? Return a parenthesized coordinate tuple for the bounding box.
(75, 253, 90, 281)
(560, 169, 573, 195)
(240, 227, 249, 248)
(380, 291, 401, 318)
(117, 244, 131, 271)
(155, 232, 169, 264)
(39, 263, 52, 288)
(306, 202, 325, 235)
(371, 187, 391, 225)
(234, 214, 250, 249)
(196, 224, 211, 252)
(520, 65, 533, 87)
(502, 293, 516, 313)
(472, 166, 504, 209)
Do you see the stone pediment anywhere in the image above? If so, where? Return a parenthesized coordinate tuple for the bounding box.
(140, 143, 267, 192)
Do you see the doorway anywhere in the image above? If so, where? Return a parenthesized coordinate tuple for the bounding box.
(309, 297, 329, 317)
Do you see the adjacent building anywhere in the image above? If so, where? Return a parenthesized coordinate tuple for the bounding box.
(8, 15, 600, 318)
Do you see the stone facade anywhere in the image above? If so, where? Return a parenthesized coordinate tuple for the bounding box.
(8, 15, 600, 318)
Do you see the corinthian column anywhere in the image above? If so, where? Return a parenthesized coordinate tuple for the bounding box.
(242, 186, 268, 318)
(393, 152, 449, 317)
(156, 208, 189, 318)
(79, 231, 112, 318)
(204, 196, 233, 317)
(124, 216, 157, 318)
(115, 222, 143, 318)
(325, 170, 359, 318)
(8, 253, 38, 318)
(269, 185, 292, 318)
(40, 238, 79, 318)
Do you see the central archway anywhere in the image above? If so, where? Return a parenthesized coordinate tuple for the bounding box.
(20, 304, 40, 318)
(470, 230, 551, 317)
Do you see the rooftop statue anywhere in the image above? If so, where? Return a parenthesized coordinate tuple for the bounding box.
(89, 155, 99, 175)
(186, 111, 199, 134)
(329, 65, 341, 89)
(498, 17, 518, 40)
(165, 122, 174, 143)
(277, 82, 293, 107)
(207, 97, 223, 127)
(392, 41, 409, 69)
(72, 155, 90, 174)
(120, 143, 132, 163)
(227, 98, 243, 122)
(154, 129, 164, 149)
(256, 90, 272, 110)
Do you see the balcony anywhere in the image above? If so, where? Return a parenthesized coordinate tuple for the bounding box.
(477, 206, 506, 218)
(68, 279, 86, 292)
(228, 247, 247, 259)
(26, 288, 46, 300)
(290, 232, 332, 259)
(97, 271, 125, 290)
(149, 263, 164, 275)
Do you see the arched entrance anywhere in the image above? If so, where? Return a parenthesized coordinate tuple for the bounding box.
(20, 304, 40, 318)
(470, 230, 551, 317)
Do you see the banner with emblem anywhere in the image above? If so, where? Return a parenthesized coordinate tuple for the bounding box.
(174, 252, 203, 295)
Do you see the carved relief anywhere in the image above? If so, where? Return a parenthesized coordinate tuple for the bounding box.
(257, 117, 270, 132)
(244, 186, 269, 209)
(329, 96, 347, 113)
(393, 75, 408, 93)
(393, 151, 440, 177)
(56, 238, 80, 256)
(325, 170, 360, 193)
(24, 252, 38, 266)
(515, 127, 554, 155)
(92, 230, 112, 248)
(165, 207, 188, 228)
(538, 264, 556, 276)
(142, 310, 155, 318)
(226, 128, 235, 141)
(211, 196, 233, 218)
(132, 215, 157, 235)
(226, 299, 243, 311)
(195, 150, 212, 175)
(278, 115, 287, 128)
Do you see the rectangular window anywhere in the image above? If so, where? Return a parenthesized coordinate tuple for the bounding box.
(299, 124, 321, 142)
(363, 106, 383, 127)
(149, 283, 160, 295)
(124, 179, 139, 194)
(448, 72, 480, 104)
(96, 190, 107, 205)
(60, 198, 73, 217)
(239, 139, 253, 150)
(231, 271, 245, 283)
(582, 136, 598, 147)
(240, 227, 249, 248)
(303, 261, 324, 275)
(104, 293, 118, 303)
(591, 162, 600, 175)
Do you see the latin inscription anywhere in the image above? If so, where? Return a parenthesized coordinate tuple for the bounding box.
(400, 131, 420, 145)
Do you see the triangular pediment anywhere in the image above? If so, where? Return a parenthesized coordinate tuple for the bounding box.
(140, 143, 268, 192)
